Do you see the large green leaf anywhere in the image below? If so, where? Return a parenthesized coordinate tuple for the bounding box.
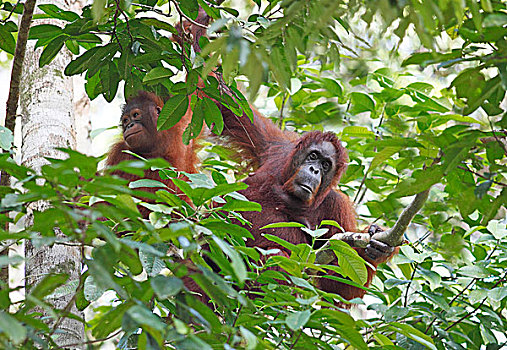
(0, 312, 27, 344)
(328, 240, 367, 285)
(39, 35, 66, 67)
(0, 25, 15, 55)
(158, 94, 189, 131)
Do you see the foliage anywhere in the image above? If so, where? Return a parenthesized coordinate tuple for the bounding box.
(0, 0, 506, 349)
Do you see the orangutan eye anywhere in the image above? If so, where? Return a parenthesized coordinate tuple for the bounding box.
(308, 152, 318, 160)
(133, 112, 139, 118)
(322, 161, 330, 172)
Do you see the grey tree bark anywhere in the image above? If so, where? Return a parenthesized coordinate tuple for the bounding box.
(19, 0, 84, 347)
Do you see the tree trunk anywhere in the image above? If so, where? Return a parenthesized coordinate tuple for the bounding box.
(20, 0, 84, 347)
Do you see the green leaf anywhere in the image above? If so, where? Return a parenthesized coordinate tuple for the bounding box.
(126, 305, 166, 332)
(270, 44, 291, 89)
(221, 199, 261, 212)
(285, 310, 311, 331)
(388, 322, 436, 350)
(151, 275, 183, 298)
(179, 0, 199, 19)
(119, 245, 143, 275)
(202, 98, 224, 135)
(100, 62, 121, 102)
(140, 18, 178, 34)
(289, 275, 316, 292)
(129, 179, 168, 189)
(458, 265, 491, 278)
(319, 220, 344, 231)
(0, 126, 14, 150)
(28, 24, 63, 40)
(29, 273, 69, 300)
(321, 78, 343, 97)
(65, 39, 79, 55)
(183, 98, 205, 144)
(349, 92, 375, 114)
(394, 166, 443, 197)
(261, 222, 306, 229)
(264, 234, 298, 253)
(38, 4, 79, 22)
(92, 0, 107, 21)
(239, 326, 258, 350)
(212, 236, 247, 283)
(328, 240, 367, 285)
(486, 220, 507, 239)
(0, 25, 15, 55)
(65, 47, 96, 76)
(368, 146, 400, 173)
(341, 126, 374, 138)
(39, 35, 66, 67)
(158, 94, 189, 131)
(143, 66, 174, 84)
(0, 312, 27, 344)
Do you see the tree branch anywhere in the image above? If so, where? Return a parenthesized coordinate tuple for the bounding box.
(315, 188, 430, 265)
(5, 0, 37, 131)
(371, 188, 429, 246)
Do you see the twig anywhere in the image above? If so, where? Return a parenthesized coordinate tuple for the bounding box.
(425, 241, 500, 334)
(289, 330, 302, 349)
(353, 172, 367, 204)
(488, 116, 507, 156)
(113, 0, 134, 48)
(0, 0, 21, 24)
(5, 0, 37, 131)
(404, 262, 418, 307)
(64, 329, 122, 347)
(457, 165, 506, 187)
(439, 271, 506, 335)
(111, 0, 123, 50)
(170, 0, 208, 29)
(277, 93, 288, 129)
(131, 2, 171, 18)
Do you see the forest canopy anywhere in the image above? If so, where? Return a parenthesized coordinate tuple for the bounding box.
(0, 0, 506, 349)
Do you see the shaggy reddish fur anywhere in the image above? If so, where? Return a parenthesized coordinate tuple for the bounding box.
(218, 104, 396, 302)
(106, 91, 199, 217)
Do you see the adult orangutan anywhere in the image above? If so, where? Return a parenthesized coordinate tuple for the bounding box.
(216, 103, 396, 302)
(106, 91, 198, 217)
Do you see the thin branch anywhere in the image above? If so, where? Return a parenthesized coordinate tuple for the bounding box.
(2, 0, 37, 284)
(64, 329, 122, 348)
(353, 172, 368, 204)
(0, 0, 21, 24)
(111, 1, 124, 51)
(425, 241, 500, 334)
(439, 271, 506, 335)
(371, 188, 430, 246)
(5, 0, 37, 131)
(315, 188, 430, 265)
(488, 117, 507, 156)
(457, 165, 506, 187)
(113, 0, 134, 48)
(289, 330, 303, 350)
(131, 2, 171, 18)
(404, 262, 418, 307)
(277, 93, 288, 129)
(170, 0, 208, 29)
